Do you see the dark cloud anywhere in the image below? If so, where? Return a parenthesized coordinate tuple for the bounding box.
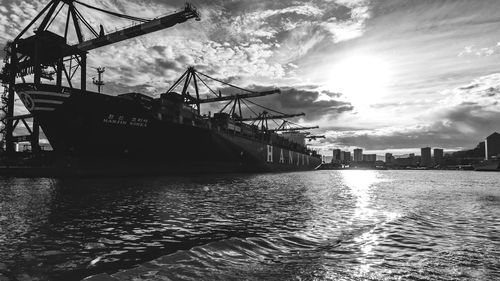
(459, 84, 478, 90)
(231, 86, 353, 122)
(151, 45, 166, 55)
(154, 58, 181, 72)
(277, 88, 353, 120)
(321, 90, 342, 98)
(321, 4, 352, 22)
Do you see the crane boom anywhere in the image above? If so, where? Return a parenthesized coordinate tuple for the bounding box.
(186, 89, 280, 104)
(306, 135, 325, 139)
(268, 126, 319, 132)
(75, 3, 200, 52)
(237, 112, 304, 122)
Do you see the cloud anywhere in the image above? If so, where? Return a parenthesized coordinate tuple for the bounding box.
(321, 5, 370, 43)
(317, 73, 500, 151)
(442, 73, 500, 108)
(269, 87, 354, 121)
(458, 44, 499, 57)
(1, 0, 373, 97)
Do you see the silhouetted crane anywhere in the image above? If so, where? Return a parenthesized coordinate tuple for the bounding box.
(0, 0, 200, 153)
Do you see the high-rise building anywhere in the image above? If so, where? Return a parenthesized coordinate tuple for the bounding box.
(385, 153, 393, 164)
(433, 148, 444, 166)
(363, 154, 376, 162)
(343, 151, 351, 164)
(332, 149, 342, 163)
(353, 148, 363, 162)
(485, 132, 500, 160)
(421, 147, 432, 167)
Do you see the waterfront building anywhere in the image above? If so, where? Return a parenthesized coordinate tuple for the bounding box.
(332, 149, 342, 163)
(353, 148, 363, 162)
(393, 157, 410, 166)
(421, 147, 432, 167)
(343, 151, 351, 164)
(363, 154, 377, 162)
(485, 132, 500, 160)
(434, 148, 444, 166)
(385, 153, 393, 164)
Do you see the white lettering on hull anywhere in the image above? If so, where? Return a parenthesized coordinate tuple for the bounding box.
(103, 114, 149, 127)
(264, 145, 312, 166)
(267, 145, 273, 162)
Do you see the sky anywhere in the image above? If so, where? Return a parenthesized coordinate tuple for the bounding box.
(1, 0, 500, 156)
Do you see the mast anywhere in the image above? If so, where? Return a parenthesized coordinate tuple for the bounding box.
(92, 67, 105, 93)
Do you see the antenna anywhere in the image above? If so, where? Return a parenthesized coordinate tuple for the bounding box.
(92, 67, 105, 93)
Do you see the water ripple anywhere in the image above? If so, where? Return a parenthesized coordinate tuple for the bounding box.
(0, 171, 499, 280)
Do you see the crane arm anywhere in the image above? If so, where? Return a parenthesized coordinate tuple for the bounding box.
(186, 89, 280, 104)
(74, 3, 200, 52)
(237, 112, 305, 122)
(268, 126, 319, 132)
(306, 135, 326, 139)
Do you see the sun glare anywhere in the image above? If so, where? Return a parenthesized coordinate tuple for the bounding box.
(326, 55, 393, 107)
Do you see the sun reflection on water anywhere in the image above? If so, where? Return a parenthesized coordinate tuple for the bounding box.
(340, 170, 400, 277)
(341, 170, 380, 220)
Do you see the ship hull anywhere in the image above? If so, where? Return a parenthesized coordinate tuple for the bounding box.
(13, 84, 321, 175)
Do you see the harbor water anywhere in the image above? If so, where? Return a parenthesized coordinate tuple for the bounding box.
(0, 170, 499, 280)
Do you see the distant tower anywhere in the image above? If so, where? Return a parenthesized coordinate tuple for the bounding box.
(485, 132, 500, 160)
(332, 149, 341, 164)
(92, 67, 105, 93)
(421, 147, 432, 167)
(353, 148, 363, 162)
(362, 154, 376, 162)
(433, 148, 444, 166)
(343, 151, 351, 164)
(385, 153, 393, 164)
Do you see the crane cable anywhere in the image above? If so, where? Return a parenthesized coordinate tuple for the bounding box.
(173, 68, 304, 127)
(244, 98, 286, 116)
(74, 1, 149, 23)
(196, 71, 255, 94)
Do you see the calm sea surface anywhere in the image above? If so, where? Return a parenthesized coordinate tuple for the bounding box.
(0, 170, 499, 281)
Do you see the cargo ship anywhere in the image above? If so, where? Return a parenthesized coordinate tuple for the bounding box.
(13, 76, 322, 175)
(0, 1, 322, 176)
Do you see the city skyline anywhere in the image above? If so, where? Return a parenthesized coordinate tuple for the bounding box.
(327, 132, 497, 163)
(1, 0, 499, 155)
(329, 145, 450, 162)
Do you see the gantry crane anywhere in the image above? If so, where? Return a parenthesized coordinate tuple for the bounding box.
(0, 0, 200, 154)
(166, 67, 280, 114)
(237, 111, 305, 122)
(165, 66, 317, 133)
(268, 120, 319, 132)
